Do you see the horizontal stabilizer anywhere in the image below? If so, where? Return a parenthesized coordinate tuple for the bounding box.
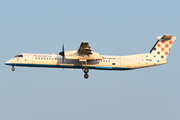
(162, 35, 173, 40)
(157, 35, 176, 41)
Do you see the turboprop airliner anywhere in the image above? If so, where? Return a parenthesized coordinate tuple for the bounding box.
(5, 35, 176, 79)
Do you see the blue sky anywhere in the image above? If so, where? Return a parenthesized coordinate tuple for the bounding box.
(0, 0, 180, 120)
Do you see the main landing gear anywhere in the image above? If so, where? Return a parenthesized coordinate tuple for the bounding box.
(83, 68, 89, 79)
(12, 66, 15, 71)
(81, 61, 89, 79)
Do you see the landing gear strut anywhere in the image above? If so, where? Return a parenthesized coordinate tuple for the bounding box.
(12, 66, 15, 71)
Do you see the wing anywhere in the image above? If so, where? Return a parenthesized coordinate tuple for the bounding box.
(78, 42, 92, 54)
(65, 42, 103, 60)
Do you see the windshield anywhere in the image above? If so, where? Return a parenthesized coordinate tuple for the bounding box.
(14, 55, 23, 58)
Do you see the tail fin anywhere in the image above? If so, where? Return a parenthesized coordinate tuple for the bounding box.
(150, 35, 176, 61)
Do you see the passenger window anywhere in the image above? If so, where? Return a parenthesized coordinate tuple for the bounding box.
(41, 58, 43, 59)
(49, 58, 51, 60)
(44, 58, 46, 60)
(38, 58, 40, 59)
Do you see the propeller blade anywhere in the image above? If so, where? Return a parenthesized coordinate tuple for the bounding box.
(62, 44, 64, 52)
(62, 56, 64, 62)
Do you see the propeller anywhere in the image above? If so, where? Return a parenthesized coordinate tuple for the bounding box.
(59, 44, 65, 61)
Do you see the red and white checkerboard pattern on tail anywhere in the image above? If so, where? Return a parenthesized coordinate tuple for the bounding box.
(150, 35, 176, 61)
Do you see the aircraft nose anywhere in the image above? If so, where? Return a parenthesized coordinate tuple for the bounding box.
(5, 60, 12, 65)
(5, 60, 9, 65)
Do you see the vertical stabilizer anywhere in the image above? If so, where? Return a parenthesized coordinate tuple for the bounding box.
(150, 35, 176, 61)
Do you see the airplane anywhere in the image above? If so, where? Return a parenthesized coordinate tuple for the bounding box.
(5, 35, 176, 79)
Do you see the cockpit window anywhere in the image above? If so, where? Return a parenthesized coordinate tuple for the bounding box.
(14, 55, 23, 58)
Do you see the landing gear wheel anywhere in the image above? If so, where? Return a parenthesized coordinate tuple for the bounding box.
(84, 74, 89, 79)
(12, 66, 15, 71)
(84, 69, 89, 73)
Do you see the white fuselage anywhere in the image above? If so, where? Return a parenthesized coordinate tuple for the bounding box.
(5, 53, 167, 70)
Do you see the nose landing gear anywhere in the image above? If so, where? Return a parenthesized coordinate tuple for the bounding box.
(12, 66, 15, 71)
